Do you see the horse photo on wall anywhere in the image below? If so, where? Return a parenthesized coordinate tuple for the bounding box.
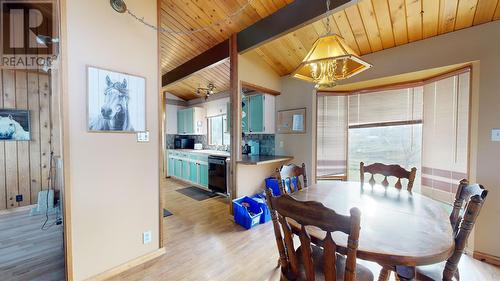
(87, 66, 146, 132)
(0, 109, 31, 141)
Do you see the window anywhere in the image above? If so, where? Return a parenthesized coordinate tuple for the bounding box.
(316, 70, 471, 197)
(208, 115, 230, 146)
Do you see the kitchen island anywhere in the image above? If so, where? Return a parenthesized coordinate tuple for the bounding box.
(237, 155, 293, 165)
(235, 154, 293, 198)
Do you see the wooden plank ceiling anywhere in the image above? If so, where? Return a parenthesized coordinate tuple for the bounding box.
(251, 0, 500, 76)
(160, 0, 292, 100)
(163, 59, 230, 100)
(161, 0, 500, 99)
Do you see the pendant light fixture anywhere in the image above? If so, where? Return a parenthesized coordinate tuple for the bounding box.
(291, 0, 372, 89)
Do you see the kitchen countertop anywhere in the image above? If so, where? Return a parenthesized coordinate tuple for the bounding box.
(237, 155, 293, 165)
(168, 149, 230, 157)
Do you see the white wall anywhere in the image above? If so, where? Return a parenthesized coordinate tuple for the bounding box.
(61, 0, 160, 280)
(275, 77, 316, 181)
(239, 52, 282, 92)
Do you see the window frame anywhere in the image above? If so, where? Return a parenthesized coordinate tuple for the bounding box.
(315, 67, 471, 183)
(208, 114, 228, 146)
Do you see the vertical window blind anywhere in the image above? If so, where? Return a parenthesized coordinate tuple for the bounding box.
(316, 69, 470, 200)
(317, 95, 347, 177)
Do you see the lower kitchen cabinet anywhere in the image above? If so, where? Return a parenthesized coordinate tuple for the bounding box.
(168, 156, 175, 176)
(199, 163, 208, 187)
(174, 158, 182, 178)
(167, 150, 211, 189)
(189, 161, 198, 183)
(181, 160, 190, 181)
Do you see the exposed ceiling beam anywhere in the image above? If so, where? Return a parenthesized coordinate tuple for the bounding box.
(237, 0, 351, 53)
(162, 39, 229, 86)
(162, 0, 352, 88)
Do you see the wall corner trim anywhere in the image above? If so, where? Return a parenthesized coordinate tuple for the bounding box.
(84, 247, 166, 281)
(473, 251, 500, 267)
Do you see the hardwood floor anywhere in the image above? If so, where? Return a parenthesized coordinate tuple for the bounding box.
(0, 207, 65, 281)
(111, 178, 500, 281)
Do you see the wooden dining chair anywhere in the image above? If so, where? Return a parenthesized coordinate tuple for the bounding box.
(277, 163, 308, 194)
(359, 162, 417, 191)
(265, 188, 374, 281)
(405, 180, 488, 281)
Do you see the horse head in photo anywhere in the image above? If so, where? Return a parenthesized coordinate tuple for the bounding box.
(90, 75, 134, 131)
(0, 115, 30, 140)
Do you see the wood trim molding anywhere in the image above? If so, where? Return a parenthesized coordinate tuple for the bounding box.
(241, 81, 281, 96)
(229, 33, 241, 214)
(319, 66, 472, 96)
(85, 248, 166, 281)
(473, 251, 500, 267)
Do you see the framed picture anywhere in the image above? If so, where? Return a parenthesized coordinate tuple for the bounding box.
(277, 108, 306, 134)
(87, 66, 146, 133)
(0, 109, 31, 141)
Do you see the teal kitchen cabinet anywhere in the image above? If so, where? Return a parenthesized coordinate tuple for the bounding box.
(189, 161, 198, 183)
(242, 96, 249, 133)
(177, 110, 185, 135)
(167, 154, 175, 177)
(241, 94, 275, 134)
(249, 95, 264, 133)
(177, 107, 206, 135)
(174, 158, 182, 178)
(199, 163, 209, 188)
(181, 159, 189, 181)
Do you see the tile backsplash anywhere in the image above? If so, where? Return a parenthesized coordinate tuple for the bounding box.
(243, 134, 275, 156)
(166, 134, 214, 150)
(167, 133, 275, 156)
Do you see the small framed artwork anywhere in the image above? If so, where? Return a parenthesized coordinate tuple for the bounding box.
(0, 109, 31, 141)
(277, 108, 306, 134)
(87, 66, 146, 133)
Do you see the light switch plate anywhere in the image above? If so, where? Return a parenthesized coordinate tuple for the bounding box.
(137, 131, 150, 142)
(492, 129, 500, 142)
(143, 231, 152, 244)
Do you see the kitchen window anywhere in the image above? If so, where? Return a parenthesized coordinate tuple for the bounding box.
(208, 115, 230, 146)
(316, 69, 470, 195)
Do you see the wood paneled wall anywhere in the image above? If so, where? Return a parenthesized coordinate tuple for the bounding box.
(0, 70, 58, 210)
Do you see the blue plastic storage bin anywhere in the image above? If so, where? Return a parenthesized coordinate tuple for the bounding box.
(265, 177, 281, 196)
(265, 176, 299, 195)
(251, 193, 271, 224)
(233, 196, 263, 230)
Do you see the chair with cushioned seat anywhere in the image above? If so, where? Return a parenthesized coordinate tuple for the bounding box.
(265, 188, 373, 281)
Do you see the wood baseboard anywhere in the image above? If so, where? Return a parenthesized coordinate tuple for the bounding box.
(86, 247, 166, 281)
(0, 205, 34, 216)
(473, 251, 500, 267)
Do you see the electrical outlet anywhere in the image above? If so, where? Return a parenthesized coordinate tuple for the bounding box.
(143, 231, 152, 244)
(15, 195, 23, 202)
(279, 141, 284, 148)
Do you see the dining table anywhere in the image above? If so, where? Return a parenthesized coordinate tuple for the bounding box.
(287, 181, 455, 279)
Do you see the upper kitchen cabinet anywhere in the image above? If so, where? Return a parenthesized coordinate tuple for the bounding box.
(242, 93, 275, 134)
(177, 107, 206, 135)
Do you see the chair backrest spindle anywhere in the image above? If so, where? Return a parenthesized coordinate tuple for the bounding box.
(360, 162, 417, 191)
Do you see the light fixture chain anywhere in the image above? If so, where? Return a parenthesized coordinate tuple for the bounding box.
(325, 0, 332, 34)
(125, 0, 252, 35)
